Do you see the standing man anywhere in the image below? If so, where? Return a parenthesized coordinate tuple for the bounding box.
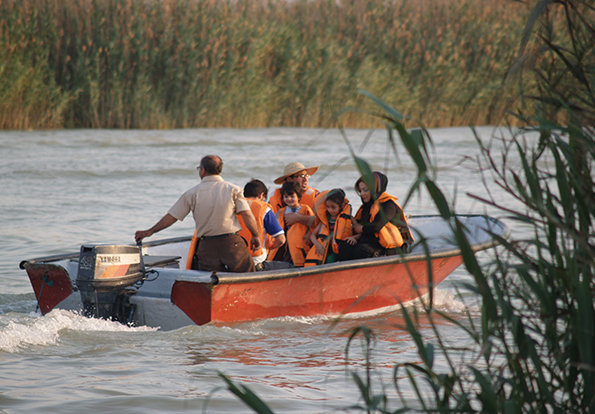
(269, 161, 319, 228)
(135, 155, 260, 273)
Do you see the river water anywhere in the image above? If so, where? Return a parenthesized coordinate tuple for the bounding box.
(0, 127, 518, 413)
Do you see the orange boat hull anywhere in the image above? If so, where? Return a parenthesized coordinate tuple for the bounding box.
(171, 254, 463, 325)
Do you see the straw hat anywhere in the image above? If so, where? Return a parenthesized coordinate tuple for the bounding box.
(273, 162, 319, 184)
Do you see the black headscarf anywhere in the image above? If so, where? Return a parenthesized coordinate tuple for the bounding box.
(355, 171, 388, 204)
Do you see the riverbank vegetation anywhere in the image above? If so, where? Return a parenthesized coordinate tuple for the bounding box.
(1, 0, 531, 129)
(221, 0, 594, 412)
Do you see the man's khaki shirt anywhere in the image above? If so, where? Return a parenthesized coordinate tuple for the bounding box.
(168, 175, 250, 237)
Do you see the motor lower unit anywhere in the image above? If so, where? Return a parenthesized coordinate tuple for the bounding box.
(76, 244, 143, 322)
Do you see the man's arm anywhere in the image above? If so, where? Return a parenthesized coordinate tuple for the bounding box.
(238, 210, 262, 251)
(135, 213, 178, 243)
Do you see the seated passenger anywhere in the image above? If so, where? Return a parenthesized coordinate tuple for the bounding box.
(305, 188, 357, 267)
(350, 171, 414, 258)
(268, 181, 314, 267)
(238, 179, 286, 270)
(269, 161, 320, 213)
(269, 162, 320, 250)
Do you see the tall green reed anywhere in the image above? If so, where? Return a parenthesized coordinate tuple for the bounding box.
(0, 4, 71, 129)
(1, 0, 528, 129)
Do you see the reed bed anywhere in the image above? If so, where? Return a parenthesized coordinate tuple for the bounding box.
(1, 0, 531, 129)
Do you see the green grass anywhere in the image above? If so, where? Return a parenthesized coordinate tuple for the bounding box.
(1, 0, 531, 129)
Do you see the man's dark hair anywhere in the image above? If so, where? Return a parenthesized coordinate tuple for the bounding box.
(280, 180, 303, 200)
(244, 179, 268, 199)
(200, 155, 223, 175)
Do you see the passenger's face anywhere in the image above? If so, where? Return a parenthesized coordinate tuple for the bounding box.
(326, 200, 341, 218)
(358, 182, 371, 203)
(286, 170, 309, 190)
(283, 192, 300, 208)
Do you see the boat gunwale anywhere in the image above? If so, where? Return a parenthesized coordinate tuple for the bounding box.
(203, 235, 499, 285)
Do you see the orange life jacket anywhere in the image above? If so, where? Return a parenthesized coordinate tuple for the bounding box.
(186, 229, 199, 269)
(269, 186, 318, 213)
(304, 199, 353, 267)
(354, 193, 413, 249)
(267, 204, 314, 267)
(237, 198, 270, 258)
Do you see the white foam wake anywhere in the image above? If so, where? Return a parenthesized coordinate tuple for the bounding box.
(0, 309, 156, 353)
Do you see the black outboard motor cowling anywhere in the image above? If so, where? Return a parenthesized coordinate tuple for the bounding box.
(76, 244, 143, 321)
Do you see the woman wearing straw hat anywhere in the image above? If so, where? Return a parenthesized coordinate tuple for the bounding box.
(269, 162, 320, 229)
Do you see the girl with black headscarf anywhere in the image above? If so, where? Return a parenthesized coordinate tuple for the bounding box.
(349, 171, 414, 258)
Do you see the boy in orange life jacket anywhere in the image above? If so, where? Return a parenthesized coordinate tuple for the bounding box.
(305, 188, 357, 267)
(238, 179, 286, 269)
(269, 181, 314, 267)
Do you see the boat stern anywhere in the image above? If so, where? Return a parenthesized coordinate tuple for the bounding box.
(21, 262, 74, 315)
(170, 278, 215, 326)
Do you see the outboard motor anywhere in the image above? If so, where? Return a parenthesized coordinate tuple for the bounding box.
(76, 244, 144, 322)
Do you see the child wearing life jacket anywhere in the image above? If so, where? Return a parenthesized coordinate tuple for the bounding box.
(268, 181, 314, 267)
(237, 179, 286, 270)
(305, 188, 357, 266)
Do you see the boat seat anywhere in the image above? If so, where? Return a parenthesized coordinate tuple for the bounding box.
(143, 255, 181, 268)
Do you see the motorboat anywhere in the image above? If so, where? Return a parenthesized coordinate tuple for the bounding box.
(20, 215, 508, 330)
